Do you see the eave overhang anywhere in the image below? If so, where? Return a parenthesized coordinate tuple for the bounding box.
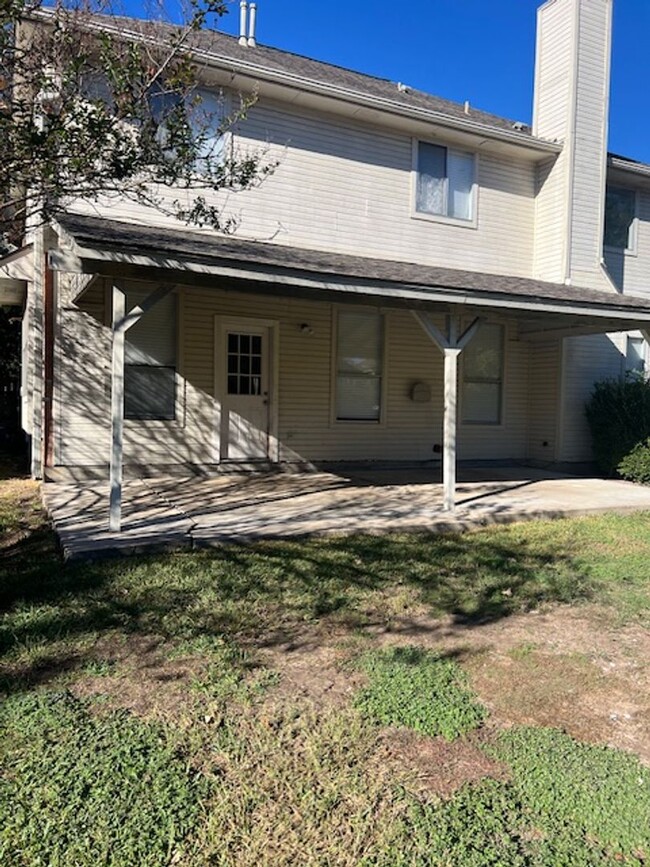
(50, 215, 650, 340)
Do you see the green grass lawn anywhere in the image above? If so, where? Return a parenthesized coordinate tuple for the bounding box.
(2, 469, 650, 865)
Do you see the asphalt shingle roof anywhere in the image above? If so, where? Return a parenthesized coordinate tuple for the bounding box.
(58, 213, 650, 316)
(98, 15, 531, 137)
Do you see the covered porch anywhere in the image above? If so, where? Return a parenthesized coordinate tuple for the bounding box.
(43, 464, 650, 560)
(46, 214, 650, 540)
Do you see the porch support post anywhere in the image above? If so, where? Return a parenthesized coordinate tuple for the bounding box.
(412, 311, 483, 513)
(108, 282, 176, 532)
(443, 344, 462, 512)
(641, 329, 650, 348)
(109, 284, 126, 532)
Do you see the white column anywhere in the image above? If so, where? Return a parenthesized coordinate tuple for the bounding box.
(413, 311, 481, 514)
(109, 285, 125, 532)
(443, 347, 461, 512)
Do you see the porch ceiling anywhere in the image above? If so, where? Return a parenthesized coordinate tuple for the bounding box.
(50, 213, 650, 338)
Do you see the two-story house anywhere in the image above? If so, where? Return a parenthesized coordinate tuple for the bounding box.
(3, 0, 650, 529)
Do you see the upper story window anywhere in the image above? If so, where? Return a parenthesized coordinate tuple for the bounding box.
(335, 310, 384, 422)
(414, 141, 476, 223)
(604, 186, 637, 252)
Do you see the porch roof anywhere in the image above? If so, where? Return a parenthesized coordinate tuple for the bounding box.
(52, 213, 650, 334)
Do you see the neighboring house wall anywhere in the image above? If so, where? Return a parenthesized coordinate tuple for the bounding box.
(54, 280, 532, 468)
(68, 94, 538, 279)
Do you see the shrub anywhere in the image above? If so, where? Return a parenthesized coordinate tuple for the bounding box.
(585, 376, 650, 476)
(618, 437, 650, 484)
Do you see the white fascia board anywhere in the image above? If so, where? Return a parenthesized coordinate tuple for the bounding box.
(608, 156, 650, 179)
(48, 241, 650, 328)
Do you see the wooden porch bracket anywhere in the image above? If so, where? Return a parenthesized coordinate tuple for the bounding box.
(109, 282, 175, 532)
(412, 312, 482, 513)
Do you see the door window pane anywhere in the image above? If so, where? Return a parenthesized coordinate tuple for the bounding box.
(336, 311, 383, 421)
(227, 331, 263, 395)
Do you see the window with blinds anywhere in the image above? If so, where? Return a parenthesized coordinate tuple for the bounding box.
(335, 310, 383, 421)
(462, 323, 504, 425)
(124, 291, 177, 420)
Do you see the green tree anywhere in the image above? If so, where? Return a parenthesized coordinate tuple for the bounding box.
(0, 0, 272, 251)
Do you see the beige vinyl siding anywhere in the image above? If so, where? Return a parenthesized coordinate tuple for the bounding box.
(533, 156, 566, 283)
(568, 0, 611, 286)
(532, 0, 612, 290)
(558, 332, 625, 463)
(68, 93, 536, 279)
(532, 0, 573, 282)
(55, 282, 533, 467)
(527, 338, 561, 463)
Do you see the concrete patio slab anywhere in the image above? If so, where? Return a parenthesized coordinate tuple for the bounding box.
(42, 465, 650, 561)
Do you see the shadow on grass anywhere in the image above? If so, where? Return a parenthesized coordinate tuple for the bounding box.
(0, 505, 597, 697)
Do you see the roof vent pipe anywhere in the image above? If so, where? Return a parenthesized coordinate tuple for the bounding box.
(247, 2, 257, 47)
(239, 1, 248, 46)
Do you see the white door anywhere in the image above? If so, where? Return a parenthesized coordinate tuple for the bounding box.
(218, 320, 272, 461)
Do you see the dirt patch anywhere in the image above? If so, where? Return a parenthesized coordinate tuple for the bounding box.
(362, 605, 650, 764)
(380, 727, 508, 799)
(259, 638, 366, 709)
(0, 477, 47, 549)
(71, 634, 206, 722)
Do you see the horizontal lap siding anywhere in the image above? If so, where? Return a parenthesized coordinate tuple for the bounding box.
(527, 339, 560, 463)
(56, 282, 534, 467)
(559, 333, 625, 463)
(68, 94, 536, 279)
(532, 0, 572, 283)
(182, 288, 530, 464)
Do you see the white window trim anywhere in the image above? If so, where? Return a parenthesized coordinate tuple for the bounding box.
(123, 288, 184, 429)
(330, 306, 388, 427)
(410, 138, 479, 230)
(604, 186, 639, 257)
(460, 320, 507, 428)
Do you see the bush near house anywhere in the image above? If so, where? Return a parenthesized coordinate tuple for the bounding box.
(618, 437, 650, 484)
(585, 376, 650, 476)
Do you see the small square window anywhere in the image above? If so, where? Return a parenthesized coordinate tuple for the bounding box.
(125, 366, 176, 420)
(416, 141, 475, 221)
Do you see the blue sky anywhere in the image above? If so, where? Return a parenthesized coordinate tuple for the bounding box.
(132, 0, 650, 163)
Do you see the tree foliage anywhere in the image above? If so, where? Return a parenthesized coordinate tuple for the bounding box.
(0, 0, 272, 251)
